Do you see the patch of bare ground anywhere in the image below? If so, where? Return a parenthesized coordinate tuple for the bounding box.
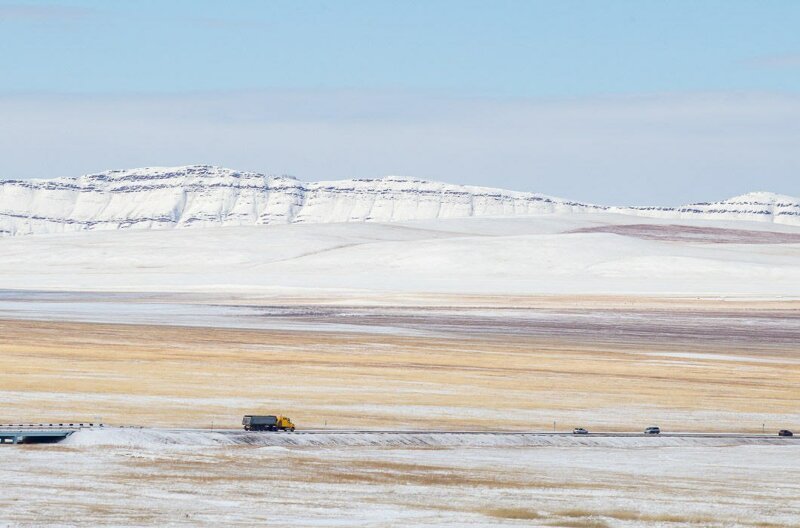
(487, 507, 543, 520)
(265, 458, 538, 489)
(551, 508, 779, 527)
(21, 501, 161, 525)
(548, 519, 612, 528)
(590, 510, 717, 524)
(567, 223, 800, 244)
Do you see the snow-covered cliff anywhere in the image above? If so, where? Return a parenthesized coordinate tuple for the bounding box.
(0, 165, 797, 235)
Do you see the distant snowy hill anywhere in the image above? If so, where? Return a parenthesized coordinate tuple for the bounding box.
(0, 165, 798, 235)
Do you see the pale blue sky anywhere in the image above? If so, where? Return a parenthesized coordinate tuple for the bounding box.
(1, 0, 798, 204)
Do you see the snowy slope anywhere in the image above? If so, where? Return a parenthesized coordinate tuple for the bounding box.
(1, 165, 798, 236)
(1, 214, 799, 296)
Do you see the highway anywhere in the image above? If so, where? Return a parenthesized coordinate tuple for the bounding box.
(323, 432, 794, 438)
(180, 428, 798, 439)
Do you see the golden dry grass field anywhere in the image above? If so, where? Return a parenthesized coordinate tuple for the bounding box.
(1, 295, 798, 432)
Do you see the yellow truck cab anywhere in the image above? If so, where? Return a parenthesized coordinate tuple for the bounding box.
(275, 415, 295, 431)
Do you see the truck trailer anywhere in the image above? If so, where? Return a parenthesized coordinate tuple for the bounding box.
(242, 415, 295, 432)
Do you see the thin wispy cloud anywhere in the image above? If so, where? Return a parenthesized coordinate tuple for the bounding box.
(0, 3, 93, 21)
(744, 52, 800, 69)
(187, 15, 266, 30)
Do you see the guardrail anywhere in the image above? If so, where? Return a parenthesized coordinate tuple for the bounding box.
(0, 424, 147, 429)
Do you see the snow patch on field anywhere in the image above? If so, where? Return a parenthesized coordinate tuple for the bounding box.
(4, 440, 800, 527)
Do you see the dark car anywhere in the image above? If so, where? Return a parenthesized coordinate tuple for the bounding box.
(644, 426, 661, 435)
(779, 429, 794, 437)
(572, 427, 589, 435)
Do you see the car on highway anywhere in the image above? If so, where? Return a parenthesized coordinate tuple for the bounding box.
(778, 429, 794, 437)
(572, 427, 589, 435)
(644, 426, 661, 435)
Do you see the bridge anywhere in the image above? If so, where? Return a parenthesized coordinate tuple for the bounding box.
(0, 424, 103, 444)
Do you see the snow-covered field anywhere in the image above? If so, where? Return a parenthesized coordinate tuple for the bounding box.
(2, 429, 799, 527)
(1, 193, 799, 526)
(1, 213, 799, 296)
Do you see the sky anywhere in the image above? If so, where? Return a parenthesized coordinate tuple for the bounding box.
(0, 0, 798, 205)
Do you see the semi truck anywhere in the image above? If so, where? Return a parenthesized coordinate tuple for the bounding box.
(242, 415, 295, 432)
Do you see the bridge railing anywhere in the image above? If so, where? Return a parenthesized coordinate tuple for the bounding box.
(0, 423, 105, 429)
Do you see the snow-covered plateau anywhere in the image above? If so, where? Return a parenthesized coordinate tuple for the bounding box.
(1, 165, 799, 297)
(1, 164, 799, 236)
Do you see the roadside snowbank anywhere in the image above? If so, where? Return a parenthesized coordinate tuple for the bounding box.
(63, 428, 799, 449)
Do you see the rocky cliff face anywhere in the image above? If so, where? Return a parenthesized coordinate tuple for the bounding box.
(0, 165, 797, 235)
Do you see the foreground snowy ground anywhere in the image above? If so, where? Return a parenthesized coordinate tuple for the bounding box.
(2, 430, 799, 527)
